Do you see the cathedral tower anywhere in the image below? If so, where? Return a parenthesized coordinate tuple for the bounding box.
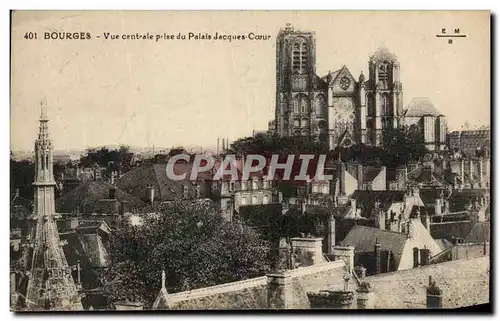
(364, 48, 403, 146)
(275, 24, 328, 142)
(21, 100, 82, 310)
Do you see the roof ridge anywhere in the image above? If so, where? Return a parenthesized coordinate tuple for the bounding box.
(352, 224, 407, 236)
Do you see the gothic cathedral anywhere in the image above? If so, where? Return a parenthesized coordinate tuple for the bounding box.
(274, 24, 404, 150)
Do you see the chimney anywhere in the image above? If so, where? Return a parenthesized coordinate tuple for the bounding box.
(108, 187, 117, 200)
(396, 166, 407, 190)
(327, 214, 336, 254)
(443, 200, 450, 213)
(350, 199, 356, 215)
(217, 138, 220, 155)
(460, 159, 465, 184)
(357, 164, 363, 190)
(377, 208, 385, 230)
(339, 162, 346, 195)
(354, 265, 366, 279)
(374, 241, 382, 275)
(356, 282, 375, 309)
(110, 171, 115, 185)
(434, 198, 442, 215)
(146, 185, 155, 205)
(426, 276, 443, 309)
(422, 213, 431, 230)
(70, 217, 79, 229)
(332, 246, 355, 273)
(291, 237, 324, 266)
(469, 159, 474, 182)
(420, 248, 431, 266)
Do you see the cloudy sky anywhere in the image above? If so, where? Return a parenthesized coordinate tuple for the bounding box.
(11, 11, 490, 151)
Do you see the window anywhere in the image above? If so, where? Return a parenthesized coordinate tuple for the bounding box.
(195, 184, 201, 198)
(378, 62, 389, 82)
(230, 182, 235, 192)
(252, 179, 258, 190)
(263, 180, 269, 189)
(322, 185, 329, 194)
(183, 185, 189, 199)
(240, 197, 247, 206)
(381, 94, 390, 116)
(252, 195, 258, 205)
(241, 181, 247, 190)
(312, 185, 319, 193)
(294, 119, 300, 128)
(300, 96, 308, 114)
(263, 195, 269, 204)
(292, 39, 308, 74)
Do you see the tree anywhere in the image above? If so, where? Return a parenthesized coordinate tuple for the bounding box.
(228, 133, 329, 156)
(79, 145, 134, 173)
(334, 126, 428, 167)
(103, 200, 271, 307)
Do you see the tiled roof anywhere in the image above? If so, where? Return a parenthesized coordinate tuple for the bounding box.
(405, 97, 442, 117)
(340, 225, 408, 269)
(363, 256, 490, 308)
(116, 163, 211, 202)
(369, 47, 398, 62)
(351, 190, 405, 214)
(56, 180, 145, 214)
(345, 165, 384, 183)
(321, 68, 342, 83)
(464, 222, 490, 243)
(429, 221, 475, 242)
(435, 238, 454, 251)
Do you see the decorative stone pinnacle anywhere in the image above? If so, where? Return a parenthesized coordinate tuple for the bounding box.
(161, 270, 166, 289)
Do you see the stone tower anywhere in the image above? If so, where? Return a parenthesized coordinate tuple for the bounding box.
(275, 23, 328, 142)
(364, 48, 403, 146)
(22, 100, 82, 310)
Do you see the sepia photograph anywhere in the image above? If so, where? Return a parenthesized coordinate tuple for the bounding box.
(9, 10, 491, 311)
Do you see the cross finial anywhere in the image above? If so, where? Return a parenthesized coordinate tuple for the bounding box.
(161, 270, 166, 289)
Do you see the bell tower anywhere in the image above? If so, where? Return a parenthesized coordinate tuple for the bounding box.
(365, 48, 403, 146)
(275, 23, 318, 139)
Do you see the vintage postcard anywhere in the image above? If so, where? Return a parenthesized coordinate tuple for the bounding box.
(10, 10, 491, 311)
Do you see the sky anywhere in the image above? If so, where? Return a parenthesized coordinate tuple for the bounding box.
(11, 11, 490, 151)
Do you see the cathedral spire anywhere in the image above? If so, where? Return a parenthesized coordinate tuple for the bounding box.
(40, 97, 48, 121)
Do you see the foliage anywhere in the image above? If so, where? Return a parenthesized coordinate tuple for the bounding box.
(79, 145, 134, 172)
(335, 125, 428, 167)
(228, 133, 329, 156)
(10, 159, 35, 199)
(103, 200, 271, 306)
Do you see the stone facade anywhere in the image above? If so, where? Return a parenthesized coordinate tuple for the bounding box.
(274, 24, 403, 149)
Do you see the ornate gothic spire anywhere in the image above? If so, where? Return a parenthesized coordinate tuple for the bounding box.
(17, 99, 82, 311)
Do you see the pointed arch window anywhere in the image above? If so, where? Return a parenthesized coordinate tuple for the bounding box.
(381, 94, 390, 116)
(292, 39, 309, 74)
(300, 96, 308, 114)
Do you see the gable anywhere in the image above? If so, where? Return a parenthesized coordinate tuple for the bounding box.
(330, 66, 357, 93)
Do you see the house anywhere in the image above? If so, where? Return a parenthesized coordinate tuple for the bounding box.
(115, 163, 212, 205)
(56, 180, 146, 215)
(340, 217, 442, 276)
